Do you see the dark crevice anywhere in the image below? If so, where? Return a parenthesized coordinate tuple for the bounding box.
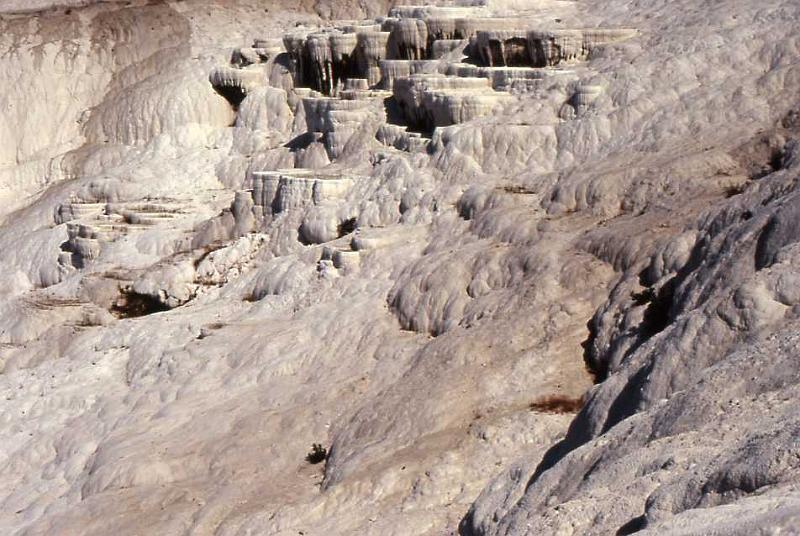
(638, 279, 675, 339)
(274, 52, 292, 71)
(616, 514, 647, 535)
(383, 96, 405, 125)
(385, 96, 435, 137)
(212, 85, 247, 110)
(582, 317, 606, 382)
(337, 217, 357, 237)
(755, 216, 780, 270)
(747, 145, 785, 180)
(487, 37, 530, 66)
(59, 240, 85, 269)
(285, 132, 319, 151)
(332, 55, 360, 90)
(297, 224, 313, 246)
(768, 146, 785, 172)
(631, 287, 656, 306)
(601, 362, 652, 434)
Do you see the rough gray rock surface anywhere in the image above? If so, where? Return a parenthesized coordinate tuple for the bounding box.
(0, 0, 798, 535)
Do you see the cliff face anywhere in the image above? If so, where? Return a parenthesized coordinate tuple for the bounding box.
(0, 0, 798, 535)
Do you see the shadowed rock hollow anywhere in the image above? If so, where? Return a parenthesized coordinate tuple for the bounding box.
(0, 0, 799, 535)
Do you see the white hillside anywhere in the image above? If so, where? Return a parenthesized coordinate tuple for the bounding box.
(0, 0, 798, 534)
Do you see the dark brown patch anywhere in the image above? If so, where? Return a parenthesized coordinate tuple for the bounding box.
(111, 291, 170, 318)
(192, 241, 228, 268)
(501, 185, 536, 194)
(529, 395, 584, 414)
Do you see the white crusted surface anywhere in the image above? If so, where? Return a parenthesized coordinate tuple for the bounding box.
(0, 0, 799, 535)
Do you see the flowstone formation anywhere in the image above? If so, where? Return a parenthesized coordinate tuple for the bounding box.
(212, 0, 635, 147)
(1, 0, 799, 535)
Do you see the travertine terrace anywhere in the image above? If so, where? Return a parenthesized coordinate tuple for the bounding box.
(0, 0, 799, 535)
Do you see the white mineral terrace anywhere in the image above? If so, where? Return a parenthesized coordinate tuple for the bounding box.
(1, 0, 798, 535)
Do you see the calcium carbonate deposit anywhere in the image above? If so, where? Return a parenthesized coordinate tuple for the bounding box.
(0, 0, 799, 534)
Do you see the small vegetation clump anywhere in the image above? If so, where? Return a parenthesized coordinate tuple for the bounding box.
(529, 395, 584, 414)
(306, 443, 327, 464)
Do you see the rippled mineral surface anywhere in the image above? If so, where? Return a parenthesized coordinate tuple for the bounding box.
(1, 0, 799, 534)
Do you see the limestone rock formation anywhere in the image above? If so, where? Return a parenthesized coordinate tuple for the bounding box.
(0, 0, 799, 535)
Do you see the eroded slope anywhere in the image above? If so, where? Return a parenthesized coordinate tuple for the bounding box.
(0, 0, 798, 535)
